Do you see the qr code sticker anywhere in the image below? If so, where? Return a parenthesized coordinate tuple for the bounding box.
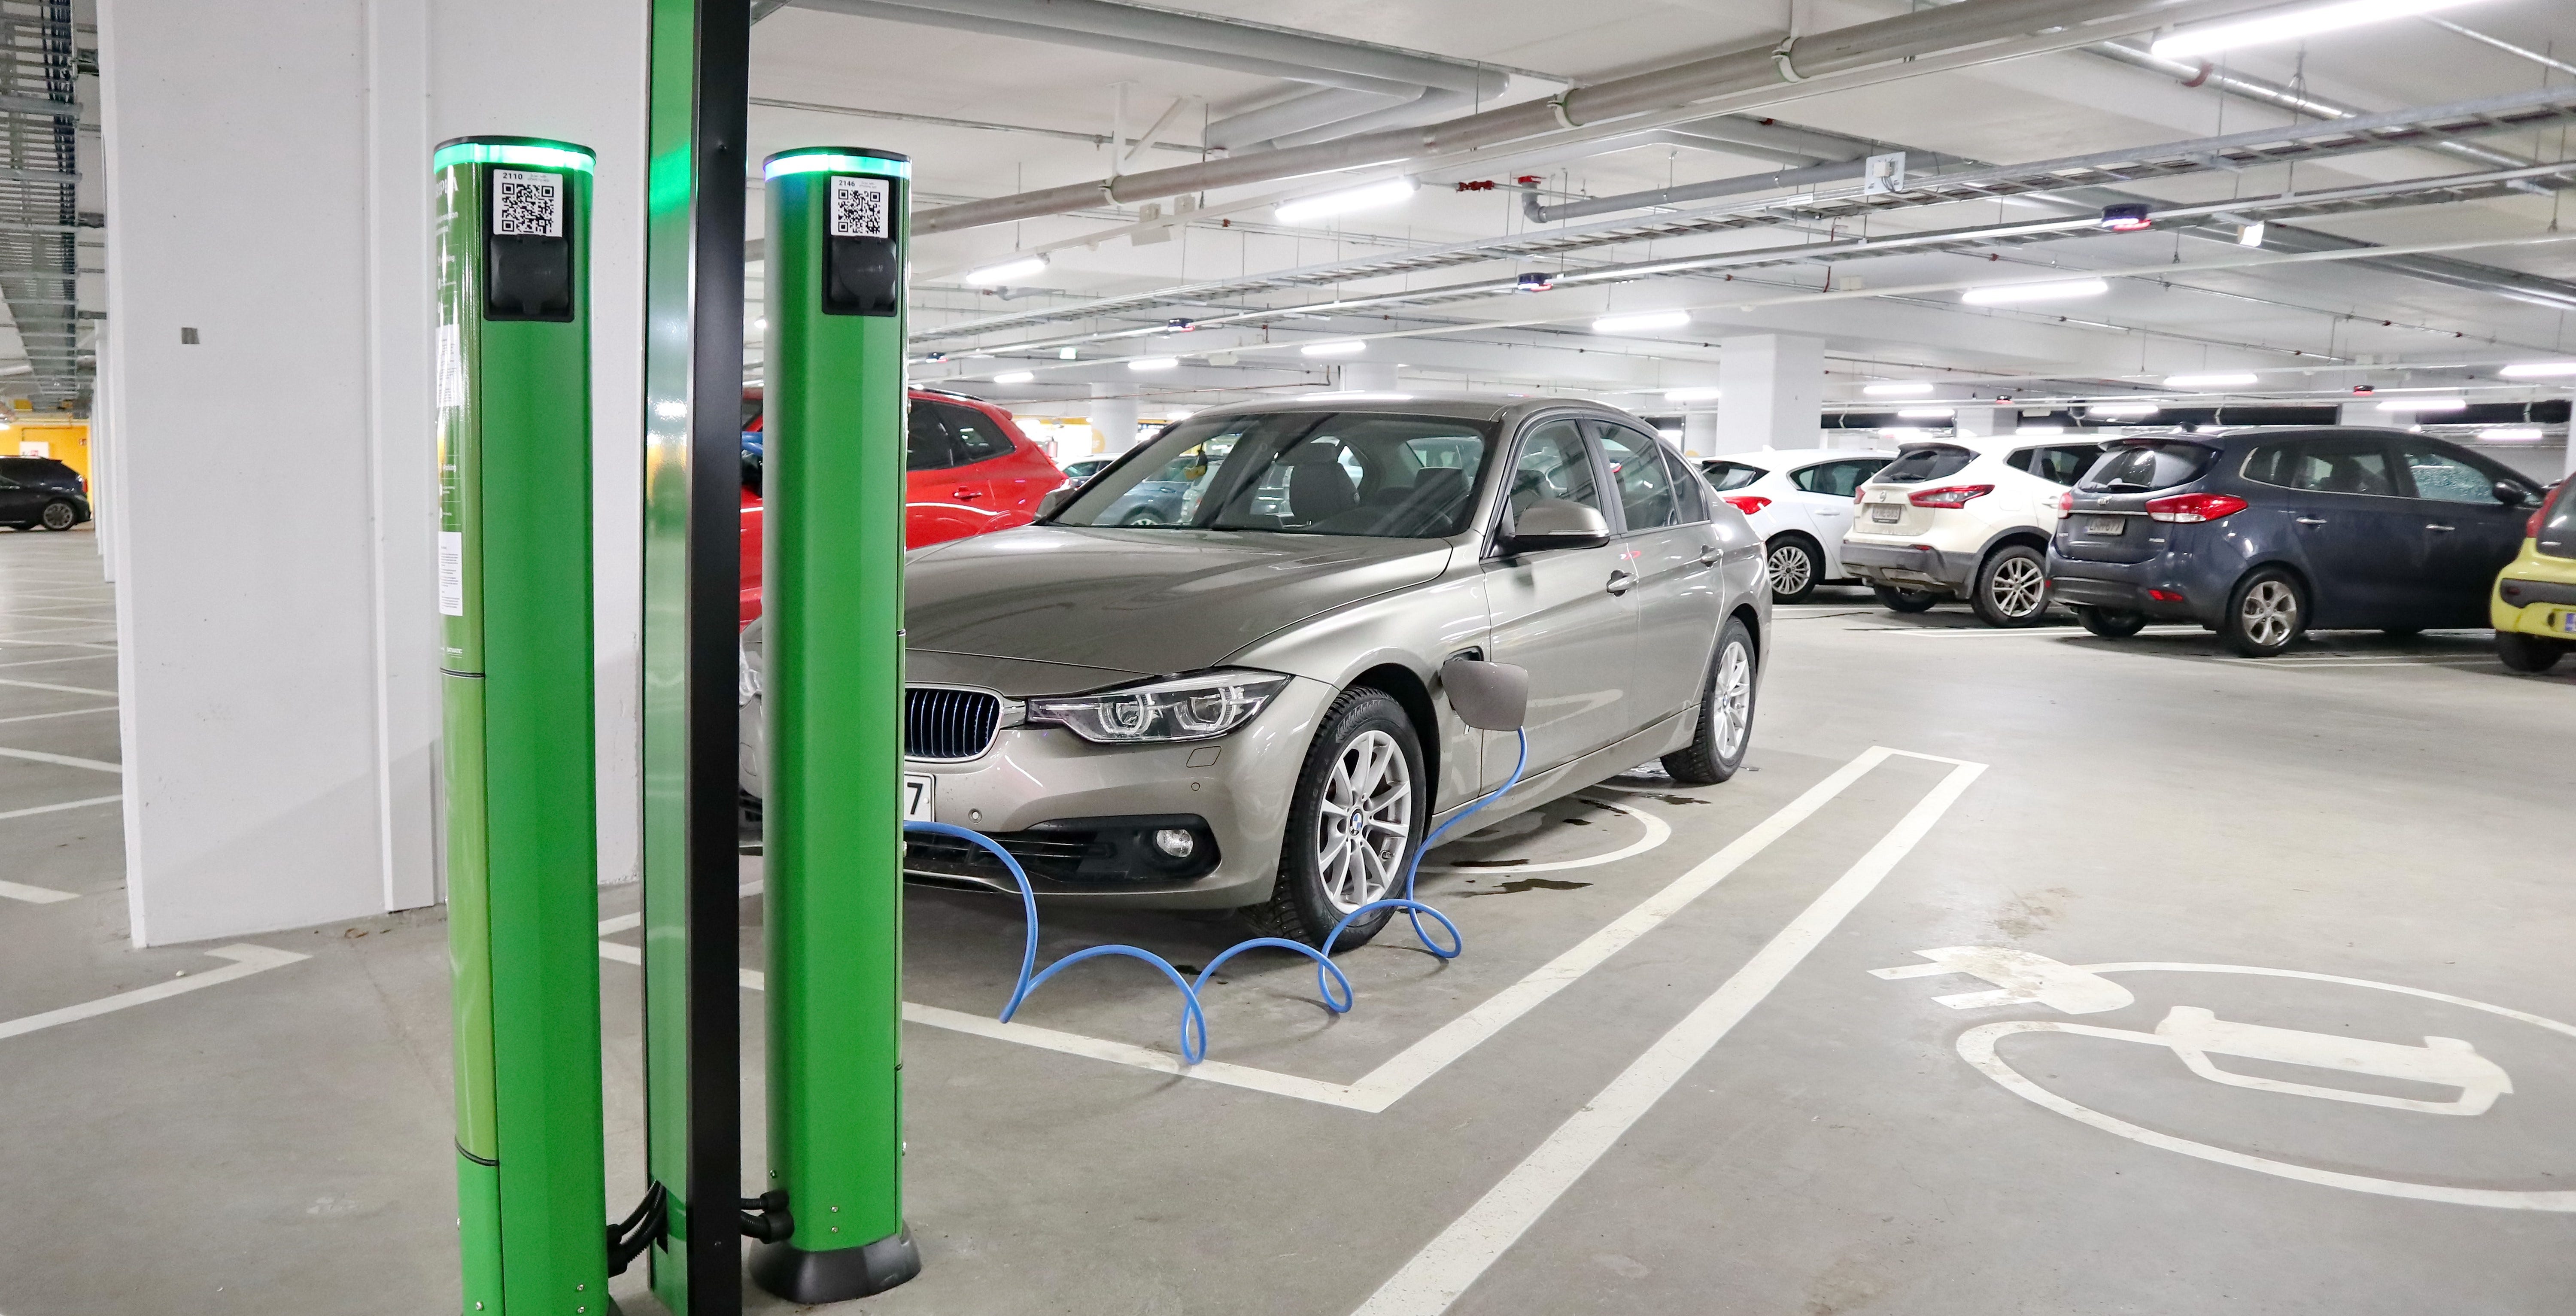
(831, 175, 890, 239)
(492, 169, 563, 238)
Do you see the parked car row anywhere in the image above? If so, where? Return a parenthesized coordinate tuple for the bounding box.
(0, 455, 88, 532)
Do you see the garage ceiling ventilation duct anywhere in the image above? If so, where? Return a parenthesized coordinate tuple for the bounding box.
(784, 0, 1510, 151)
(0, 0, 82, 409)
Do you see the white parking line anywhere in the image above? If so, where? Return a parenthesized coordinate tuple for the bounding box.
(0, 880, 76, 903)
(0, 793, 120, 822)
(0, 944, 308, 1042)
(0, 706, 115, 727)
(0, 745, 118, 774)
(0, 676, 115, 696)
(1349, 756, 1985, 1316)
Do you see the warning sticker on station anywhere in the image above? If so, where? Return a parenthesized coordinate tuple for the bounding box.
(830, 175, 891, 240)
(492, 169, 563, 238)
(437, 532, 465, 617)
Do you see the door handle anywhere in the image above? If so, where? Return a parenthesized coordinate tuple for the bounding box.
(2294, 516, 2327, 526)
(1697, 545, 1719, 565)
(1605, 570, 1637, 595)
(2425, 523, 2455, 532)
(952, 488, 985, 501)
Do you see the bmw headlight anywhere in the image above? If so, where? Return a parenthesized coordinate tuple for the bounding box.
(1027, 669, 1291, 744)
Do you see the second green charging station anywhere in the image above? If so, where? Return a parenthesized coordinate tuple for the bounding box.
(750, 146, 921, 1303)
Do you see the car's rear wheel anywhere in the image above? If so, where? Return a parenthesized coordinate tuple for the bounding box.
(2497, 632, 2568, 673)
(1970, 544, 2049, 627)
(1764, 536, 1818, 604)
(1871, 583, 1941, 613)
(2073, 605, 2148, 639)
(1246, 686, 1424, 948)
(1661, 615, 1756, 786)
(2222, 568, 2306, 657)
(37, 500, 76, 531)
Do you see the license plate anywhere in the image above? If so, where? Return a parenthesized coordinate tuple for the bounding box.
(2563, 612, 2576, 635)
(2084, 516, 2124, 535)
(1869, 504, 1902, 523)
(903, 773, 936, 820)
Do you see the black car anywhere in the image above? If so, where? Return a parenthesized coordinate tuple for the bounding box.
(0, 455, 88, 531)
(2047, 427, 2546, 656)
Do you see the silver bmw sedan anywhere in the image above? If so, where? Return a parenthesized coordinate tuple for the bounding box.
(742, 395, 1770, 945)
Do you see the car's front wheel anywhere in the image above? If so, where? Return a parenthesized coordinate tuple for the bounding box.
(2497, 632, 2568, 673)
(1871, 583, 1941, 613)
(37, 500, 76, 531)
(2222, 567, 2306, 657)
(1247, 686, 1425, 948)
(1662, 615, 1756, 785)
(1764, 536, 1819, 604)
(1970, 544, 2049, 627)
(2073, 605, 2147, 638)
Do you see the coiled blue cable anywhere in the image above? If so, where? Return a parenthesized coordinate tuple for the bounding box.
(904, 726, 1528, 1064)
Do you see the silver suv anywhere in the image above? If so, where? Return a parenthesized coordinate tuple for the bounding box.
(741, 396, 1769, 945)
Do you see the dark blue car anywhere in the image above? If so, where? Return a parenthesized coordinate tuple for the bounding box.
(2048, 427, 2547, 656)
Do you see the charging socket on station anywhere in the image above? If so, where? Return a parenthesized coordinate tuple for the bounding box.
(822, 173, 901, 316)
(484, 167, 576, 322)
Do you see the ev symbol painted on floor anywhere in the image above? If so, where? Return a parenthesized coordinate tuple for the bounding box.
(1872, 946, 2576, 1210)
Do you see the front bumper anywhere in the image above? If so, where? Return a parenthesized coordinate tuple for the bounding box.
(1839, 538, 1967, 589)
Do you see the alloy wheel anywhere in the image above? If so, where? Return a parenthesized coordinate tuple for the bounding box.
(1314, 728, 1413, 912)
(1713, 638, 1753, 758)
(2241, 579, 2297, 648)
(1989, 555, 2046, 618)
(1766, 544, 1813, 599)
(39, 502, 73, 531)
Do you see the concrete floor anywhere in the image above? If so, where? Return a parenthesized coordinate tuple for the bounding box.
(5, 526, 2575, 1316)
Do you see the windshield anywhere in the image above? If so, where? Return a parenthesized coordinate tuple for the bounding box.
(1700, 460, 1766, 491)
(2080, 442, 2211, 492)
(1874, 446, 1975, 484)
(1052, 410, 1495, 537)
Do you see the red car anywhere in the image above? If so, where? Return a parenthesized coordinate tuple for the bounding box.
(740, 388, 1064, 623)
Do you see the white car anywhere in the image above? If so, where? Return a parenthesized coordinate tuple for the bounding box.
(1699, 447, 1898, 603)
(1838, 436, 2107, 626)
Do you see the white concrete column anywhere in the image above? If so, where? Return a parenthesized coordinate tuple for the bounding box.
(1715, 334, 1825, 451)
(1954, 406, 2011, 438)
(1338, 361, 1399, 392)
(1090, 382, 1139, 453)
(2338, 401, 2379, 427)
(1682, 410, 1719, 456)
(99, 0, 647, 944)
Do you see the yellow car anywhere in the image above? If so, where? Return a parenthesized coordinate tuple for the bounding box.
(2494, 479, 2576, 673)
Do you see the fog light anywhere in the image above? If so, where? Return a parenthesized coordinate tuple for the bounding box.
(1152, 828, 1197, 859)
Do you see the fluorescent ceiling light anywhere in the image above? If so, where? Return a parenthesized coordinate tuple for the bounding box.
(1897, 407, 1956, 419)
(1664, 387, 1722, 402)
(963, 253, 1048, 286)
(2087, 402, 2161, 418)
(2165, 372, 2258, 388)
(1274, 178, 1416, 226)
(1128, 357, 1178, 372)
(2500, 360, 2576, 379)
(2376, 396, 2465, 411)
(2151, 0, 2487, 60)
(2479, 425, 2543, 440)
(2238, 222, 2267, 248)
(1876, 426, 1929, 437)
(1161, 410, 1196, 421)
(1301, 340, 1366, 356)
(1961, 277, 2110, 306)
(1863, 382, 1936, 397)
(1592, 309, 1693, 334)
(991, 371, 1034, 385)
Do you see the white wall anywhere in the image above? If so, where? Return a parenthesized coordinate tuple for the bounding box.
(98, 0, 645, 945)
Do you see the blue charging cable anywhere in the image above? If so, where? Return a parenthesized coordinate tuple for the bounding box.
(904, 727, 1529, 1064)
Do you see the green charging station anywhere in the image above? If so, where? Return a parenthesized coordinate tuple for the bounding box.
(748, 146, 921, 1304)
(434, 135, 613, 1315)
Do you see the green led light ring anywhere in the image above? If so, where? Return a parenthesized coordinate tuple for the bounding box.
(763, 152, 912, 181)
(433, 141, 597, 175)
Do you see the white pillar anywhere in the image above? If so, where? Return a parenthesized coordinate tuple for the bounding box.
(1954, 406, 2011, 438)
(1338, 361, 1399, 392)
(1715, 334, 1825, 451)
(1682, 410, 1719, 456)
(1089, 382, 1139, 453)
(2338, 401, 2378, 427)
(100, 0, 647, 944)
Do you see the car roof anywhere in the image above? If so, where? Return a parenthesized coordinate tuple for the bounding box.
(1180, 391, 1646, 430)
(1700, 446, 1899, 464)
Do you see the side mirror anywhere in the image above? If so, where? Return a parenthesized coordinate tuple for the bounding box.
(1506, 498, 1610, 553)
(2494, 480, 2532, 507)
(1441, 656, 1529, 731)
(1036, 486, 1077, 520)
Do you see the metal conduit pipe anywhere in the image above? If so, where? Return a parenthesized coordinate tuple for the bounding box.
(915, 0, 2283, 234)
(1208, 87, 1413, 150)
(2083, 40, 2536, 171)
(1263, 88, 1488, 151)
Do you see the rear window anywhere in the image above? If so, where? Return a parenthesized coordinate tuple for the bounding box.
(1700, 460, 1765, 491)
(2540, 482, 2575, 559)
(2080, 443, 2212, 493)
(1874, 446, 1975, 484)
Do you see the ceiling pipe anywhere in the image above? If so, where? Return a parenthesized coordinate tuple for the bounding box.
(1206, 87, 1410, 150)
(2082, 40, 2534, 172)
(914, 0, 2295, 234)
